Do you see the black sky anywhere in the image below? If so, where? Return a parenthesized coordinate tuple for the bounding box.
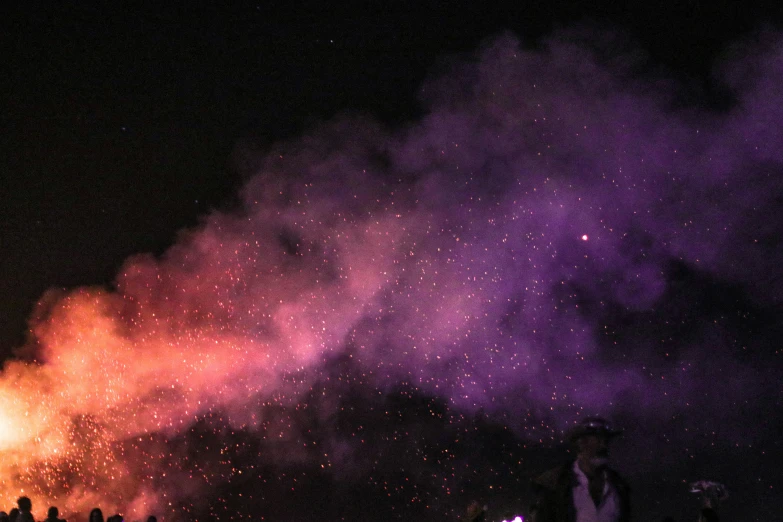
(4, 2, 780, 354)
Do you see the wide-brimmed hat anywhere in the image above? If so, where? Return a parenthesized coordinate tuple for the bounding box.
(565, 417, 623, 442)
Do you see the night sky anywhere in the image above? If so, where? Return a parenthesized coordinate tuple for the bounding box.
(2, 3, 783, 522)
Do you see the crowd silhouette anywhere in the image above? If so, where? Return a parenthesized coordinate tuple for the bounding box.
(0, 498, 158, 522)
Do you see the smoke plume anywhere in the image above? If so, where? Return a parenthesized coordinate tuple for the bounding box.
(2, 27, 781, 521)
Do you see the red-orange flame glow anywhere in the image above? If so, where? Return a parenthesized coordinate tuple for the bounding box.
(0, 216, 408, 519)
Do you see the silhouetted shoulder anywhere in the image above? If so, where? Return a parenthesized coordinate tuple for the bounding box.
(606, 467, 631, 494)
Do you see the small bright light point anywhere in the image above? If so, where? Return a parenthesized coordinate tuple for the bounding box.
(581, 234, 589, 241)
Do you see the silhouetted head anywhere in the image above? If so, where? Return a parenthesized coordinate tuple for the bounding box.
(47, 507, 59, 519)
(146, 517, 157, 522)
(89, 508, 104, 522)
(567, 417, 622, 472)
(464, 501, 486, 522)
(0, 511, 9, 522)
(17, 497, 32, 512)
(8, 509, 19, 521)
(567, 416, 623, 444)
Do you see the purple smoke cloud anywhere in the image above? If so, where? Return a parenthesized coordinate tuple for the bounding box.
(8, 26, 781, 521)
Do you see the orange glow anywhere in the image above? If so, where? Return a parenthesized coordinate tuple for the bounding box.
(0, 216, 407, 519)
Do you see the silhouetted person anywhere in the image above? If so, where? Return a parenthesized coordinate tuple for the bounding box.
(15, 497, 34, 522)
(0, 511, 9, 522)
(107, 515, 123, 522)
(89, 508, 104, 522)
(8, 508, 19, 522)
(146, 517, 157, 522)
(532, 417, 630, 522)
(45, 506, 66, 522)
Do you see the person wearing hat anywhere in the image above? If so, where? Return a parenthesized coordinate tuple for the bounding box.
(531, 417, 631, 522)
